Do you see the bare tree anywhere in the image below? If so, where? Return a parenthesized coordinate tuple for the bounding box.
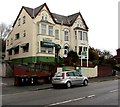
(0, 23, 12, 39)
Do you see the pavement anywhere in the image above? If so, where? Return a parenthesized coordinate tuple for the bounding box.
(1, 76, 119, 95)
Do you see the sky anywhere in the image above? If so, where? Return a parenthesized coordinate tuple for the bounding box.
(0, 0, 119, 55)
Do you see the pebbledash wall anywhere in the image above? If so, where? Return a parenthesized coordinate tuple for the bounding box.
(5, 3, 89, 63)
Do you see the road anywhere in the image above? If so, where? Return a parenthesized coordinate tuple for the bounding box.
(2, 80, 118, 106)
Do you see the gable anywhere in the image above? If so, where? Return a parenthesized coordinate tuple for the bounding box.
(35, 5, 55, 24)
(72, 13, 88, 31)
(12, 3, 88, 29)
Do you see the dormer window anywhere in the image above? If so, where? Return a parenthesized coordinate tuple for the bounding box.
(45, 14, 47, 20)
(42, 15, 44, 20)
(41, 14, 47, 21)
(77, 24, 79, 27)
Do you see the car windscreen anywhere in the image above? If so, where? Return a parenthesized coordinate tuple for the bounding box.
(55, 72, 62, 77)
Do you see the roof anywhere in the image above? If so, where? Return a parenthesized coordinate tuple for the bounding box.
(13, 3, 88, 29)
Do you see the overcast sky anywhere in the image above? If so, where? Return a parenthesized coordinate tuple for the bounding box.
(0, 0, 118, 55)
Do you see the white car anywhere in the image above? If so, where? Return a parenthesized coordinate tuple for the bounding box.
(52, 70, 88, 88)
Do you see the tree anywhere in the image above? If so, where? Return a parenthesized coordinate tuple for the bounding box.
(64, 50, 79, 65)
(0, 22, 12, 39)
(89, 47, 99, 64)
(67, 50, 79, 63)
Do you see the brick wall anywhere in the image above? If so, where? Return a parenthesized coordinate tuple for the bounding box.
(98, 65, 112, 77)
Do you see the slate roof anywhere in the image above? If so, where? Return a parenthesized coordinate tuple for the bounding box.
(13, 3, 88, 30)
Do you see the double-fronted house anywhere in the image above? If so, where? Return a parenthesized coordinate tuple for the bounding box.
(5, 3, 89, 63)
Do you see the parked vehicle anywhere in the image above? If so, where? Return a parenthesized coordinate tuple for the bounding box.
(52, 70, 88, 88)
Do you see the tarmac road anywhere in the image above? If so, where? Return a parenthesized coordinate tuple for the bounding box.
(1, 76, 118, 95)
(2, 79, 118, 106)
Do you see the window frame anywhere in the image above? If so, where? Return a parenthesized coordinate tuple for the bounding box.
(15, 33, 20, 40)
(64, 31, 69, 41)
(41, 23, 46, 35)
(55, 29, 59, 39)
(48, 47, 53, 54)
(78, 31, 82, 40)
(48, 25, 53, 36)
(41, 47, 46, 53)
(22, 44, 29, 53)
(83, 32, 88, 41)
(14, 46, 19, 54)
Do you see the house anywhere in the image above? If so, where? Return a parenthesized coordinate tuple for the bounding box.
(115, 48, 120, 63)
(5, 3, 89, 64)
(0, 39, 6, 60)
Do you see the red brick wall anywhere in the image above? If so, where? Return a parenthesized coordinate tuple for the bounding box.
(98, 65, 112, 77)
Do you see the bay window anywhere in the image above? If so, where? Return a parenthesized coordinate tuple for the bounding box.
(83, 32, 88, 41)
(48, 26, 53, 36)
(41, 24, 46, 35)
(78, 31, 82, 40)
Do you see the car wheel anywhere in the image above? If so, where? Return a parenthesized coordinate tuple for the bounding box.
(66, 81, 71, 88)
(83, 80, 88, 86)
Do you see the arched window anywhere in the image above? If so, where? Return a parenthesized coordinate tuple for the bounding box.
(63, 46, 69, 57)
(64, 31, 69, 41)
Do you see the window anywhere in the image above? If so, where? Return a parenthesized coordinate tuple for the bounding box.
(75, 31, 77, 40)
(79, 46, 82, 55)
(23, 16, 25, 24)
(23, 43, 29, 53)
(18, 18, 21, 26)
(37, 42, 39, 53)
(41, 24, 46, 35)
(64, 49, 68, 55)
(23, 30, 26, 37)
(64, 31, 69, 41)
(67, 72, 74, 76)
(42, 15, 44, 20)
(74, 72, 81, 76)
(77, 24, 79, 27)
(7, 40, 9, 46)
(78, 31, 82, 40)
(83, 47, 87, 51)
(75, 46, 77, 52)
(15, 33, 20, 40)
(83, 32, 88, 41)
(41, 47, 46, 53)
(48, 26, 53, 36)
(45, 14, 47, 20)
(8, 49, 12, 55)
(55, 30, 59, 39)
(14, 46, 19, 54)
(48, 47, 53, 53)
(10, 38, 13, 45)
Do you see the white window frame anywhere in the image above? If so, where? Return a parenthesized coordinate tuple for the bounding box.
(41, 47, 46, 53)
(75, 31, 77, 40)
(78, 31, 82, 40)
(83, 32, 88, 41)
(55, 29, 59, 39)
(48, 26, 53, 36)
(64, 31, 69, 41)
(41, 23, 46, 35)
(48, 47, 53, 54)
